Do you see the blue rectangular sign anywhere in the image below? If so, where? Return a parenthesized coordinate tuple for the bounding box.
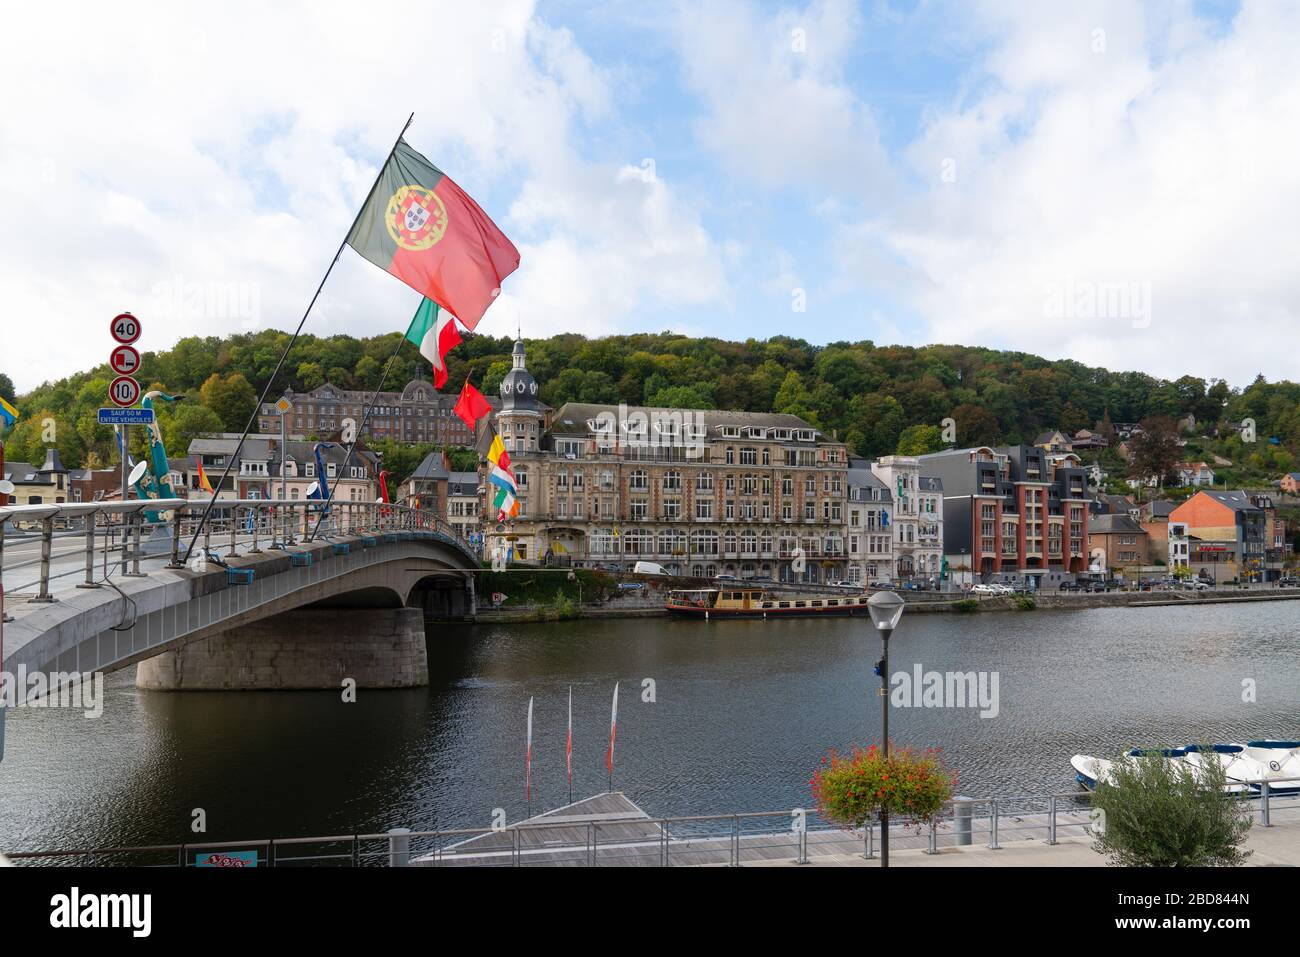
(97, 408, 155, 425)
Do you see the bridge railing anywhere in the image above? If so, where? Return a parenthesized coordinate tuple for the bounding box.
(0, 498, 478, 604)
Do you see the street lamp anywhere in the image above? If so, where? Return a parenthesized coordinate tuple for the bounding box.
(867, 590, 905, 867)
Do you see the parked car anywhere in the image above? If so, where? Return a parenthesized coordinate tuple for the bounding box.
(1059, 581, 1081, 592)
(869, 581, 896, 591)
(1278, 576, 1300, 587)
(714, 573, 738, 582)
(828, 580, 860, 590)
(633, 561, 669, 576)
(1182, 578, 1211, 590)
(970, 583, 998, 595)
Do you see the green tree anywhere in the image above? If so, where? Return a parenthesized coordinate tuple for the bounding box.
(896, 423, 944, 455)
(168, 404, 226, 456)
(199, 372, 257, 431)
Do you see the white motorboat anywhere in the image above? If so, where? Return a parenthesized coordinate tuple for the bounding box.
(1072, 740, 1300, 793)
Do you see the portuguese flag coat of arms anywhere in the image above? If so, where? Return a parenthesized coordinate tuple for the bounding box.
(347, 139, 519, 330)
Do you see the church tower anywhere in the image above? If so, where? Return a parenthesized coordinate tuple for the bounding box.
(496, 338, 542, 452)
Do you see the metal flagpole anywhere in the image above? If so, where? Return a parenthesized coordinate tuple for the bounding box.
(181, 112, 415, 564)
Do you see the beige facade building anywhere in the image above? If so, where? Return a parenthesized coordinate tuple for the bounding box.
(483, 341, 851, 582)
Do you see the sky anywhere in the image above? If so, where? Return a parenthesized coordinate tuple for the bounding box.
(1, 0, 1294, 394)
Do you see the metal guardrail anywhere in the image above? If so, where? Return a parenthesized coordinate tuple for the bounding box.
(0, 499, 477, 602)
(8, 777, 1298, 866)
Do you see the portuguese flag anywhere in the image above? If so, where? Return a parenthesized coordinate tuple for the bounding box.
(347, 139, 519, 330)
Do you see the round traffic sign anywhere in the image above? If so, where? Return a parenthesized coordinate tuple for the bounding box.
(109, 375, 141, 407)
(110, 312, 141, 345)
(109, 344, 141, 376)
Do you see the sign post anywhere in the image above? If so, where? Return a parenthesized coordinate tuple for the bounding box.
(276, 397, 293, 543)
(109, 312, 142, 509)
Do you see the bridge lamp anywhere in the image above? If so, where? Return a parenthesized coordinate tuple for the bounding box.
(866, 589, 905, 868)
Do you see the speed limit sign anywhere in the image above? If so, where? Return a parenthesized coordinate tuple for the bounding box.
(109, 345, 140, 375)
(110, 312, 141, 345)
(109, 375, 141, 407)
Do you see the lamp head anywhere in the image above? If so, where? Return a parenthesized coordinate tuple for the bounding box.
(867, 590, 905, 632)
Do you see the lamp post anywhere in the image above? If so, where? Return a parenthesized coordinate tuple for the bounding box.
(867, 590, 905, 867)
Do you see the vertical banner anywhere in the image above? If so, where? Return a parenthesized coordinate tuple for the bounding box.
(606, 682, 619, 788)
(525, 696, 534, 809)
(566, 686, 573, 801)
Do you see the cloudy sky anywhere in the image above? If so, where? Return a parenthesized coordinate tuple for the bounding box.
(1, 0, 1293, 393)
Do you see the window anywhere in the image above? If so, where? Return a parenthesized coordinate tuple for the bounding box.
(696, 472, 714, 493)
(630, 469, 648, 491)
(740, 447, 757, 465)
(663, 470, 682, 491)
(630, 500, 648, 520)
(695, 499, 713, 520)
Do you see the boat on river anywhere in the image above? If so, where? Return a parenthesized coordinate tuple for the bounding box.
(665, 586, 873, 619)
(1071, 740, 1300, 794)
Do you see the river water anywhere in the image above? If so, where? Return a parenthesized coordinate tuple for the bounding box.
(2, 602, 1299, 852)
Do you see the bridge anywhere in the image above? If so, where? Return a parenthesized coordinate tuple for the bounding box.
(0, 499, 480, 697)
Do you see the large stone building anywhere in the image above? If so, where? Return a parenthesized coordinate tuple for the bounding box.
(258, 377, 508, 446)
(918, 445, 1091, 587)
(1169, 490, 1271, 584)
(483, 340, 851, 582)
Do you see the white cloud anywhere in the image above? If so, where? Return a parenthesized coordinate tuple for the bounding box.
(674, 0, 892, 199)
(0, 0, 728, 391)
(863, 0, 1300, 384)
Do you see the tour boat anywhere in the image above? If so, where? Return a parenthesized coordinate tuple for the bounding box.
(1071, 741, 1300, 794)
(664, 587, 873, 619)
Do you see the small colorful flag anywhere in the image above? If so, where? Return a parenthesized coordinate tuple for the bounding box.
(347, 139, 519, 330)
(486, 430, 520, 521)
(0, 395, 18, 428)
(404, 298, 462, 388)
(453, 380, 493, 431)
(195, 456, 214, 493)
(378, 470, 391, 504)
(606, 682, 619, 779)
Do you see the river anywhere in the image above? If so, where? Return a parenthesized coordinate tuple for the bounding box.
(2, 601, 1299, 852)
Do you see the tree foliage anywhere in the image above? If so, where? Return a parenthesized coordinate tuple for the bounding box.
(1089, 753, 1253, 867)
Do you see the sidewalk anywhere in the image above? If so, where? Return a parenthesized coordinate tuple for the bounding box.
(745, 818, 1300, 866)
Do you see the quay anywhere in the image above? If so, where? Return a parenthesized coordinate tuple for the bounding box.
(11, 787, 1300, 867)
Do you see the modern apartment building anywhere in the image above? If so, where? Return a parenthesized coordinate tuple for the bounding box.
(868, 456, 944, 582)
(1168, 489, 1269, 584)
(918, 445, 1091, 587)
(482, 340, 851, 582)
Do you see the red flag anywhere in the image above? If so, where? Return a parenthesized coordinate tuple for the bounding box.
(378, 470, 391, 504)
(454, 380, 492, 431)
(606, 682, 619, 776)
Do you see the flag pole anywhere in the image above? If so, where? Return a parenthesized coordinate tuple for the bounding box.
(181, 112, 415, 564)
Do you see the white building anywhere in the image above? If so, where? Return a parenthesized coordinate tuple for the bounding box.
(846, 462, 893, 585)
(1168, 520, 1190, 569)
(869, 455, 944, 582)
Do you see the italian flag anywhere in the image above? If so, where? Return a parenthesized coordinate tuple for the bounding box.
(405, 298, 461, 388)
(347, 139, 519, 330)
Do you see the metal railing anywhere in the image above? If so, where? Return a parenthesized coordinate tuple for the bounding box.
(0, 498, 476, 601)
(8, 778, 1299, 867)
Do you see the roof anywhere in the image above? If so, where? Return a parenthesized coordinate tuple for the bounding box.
(548, 402, 826, 439)
(2, 461, 42, 483)
(448, 471, 479, 495)
(1200, 490, 1259, 512)
(919, 476, 943, 492)
(409, 452, 449, 481)
(1146, 500, 1176, 518)
(1089, 514, 1146, 534)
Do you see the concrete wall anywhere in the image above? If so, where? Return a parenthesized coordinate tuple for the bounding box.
(135, 607, 428, 690)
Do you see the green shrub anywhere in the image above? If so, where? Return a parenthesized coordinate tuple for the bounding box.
(952, 598, 980, 613)
(1089, 752, 1252, 867)
(1013, 595, 1036, 611)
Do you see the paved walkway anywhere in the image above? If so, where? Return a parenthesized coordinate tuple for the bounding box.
(748, 817, 1300, 866)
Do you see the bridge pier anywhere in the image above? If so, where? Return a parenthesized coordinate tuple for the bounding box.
(135, 607, 428, 691)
